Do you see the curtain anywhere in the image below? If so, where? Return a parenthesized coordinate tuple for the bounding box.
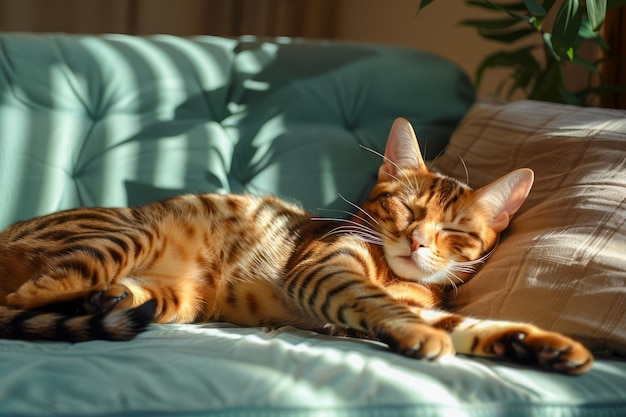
(0, 0, 338, 39)
(0, 0, 134, 33)
(132, 0, 338, 38)
(601, 7, 626, 109)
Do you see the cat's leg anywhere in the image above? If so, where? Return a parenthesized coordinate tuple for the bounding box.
(381, 280, 592, 374)
(286, 250, 455, 360)
(4, 271, 156, 342)
(315, 293, 456, 360)
(418, 309, 593, 374)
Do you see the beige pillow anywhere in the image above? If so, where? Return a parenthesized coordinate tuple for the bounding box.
(430, 100, 626, 356)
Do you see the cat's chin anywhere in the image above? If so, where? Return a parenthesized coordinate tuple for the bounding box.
(387, 253, 448, 286)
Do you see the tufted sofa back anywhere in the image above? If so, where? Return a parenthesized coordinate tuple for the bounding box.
(0, 34, 474, 229)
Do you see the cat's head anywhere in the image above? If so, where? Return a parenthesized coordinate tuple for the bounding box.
(361, 118, 534, 287)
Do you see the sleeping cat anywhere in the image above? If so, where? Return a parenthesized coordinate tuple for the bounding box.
(0, 118, 593, 374)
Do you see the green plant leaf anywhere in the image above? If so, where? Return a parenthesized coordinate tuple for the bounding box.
(575, 83, 626, 105)
(505, 56, 541, 99)
(475, 46, 538, 89)
(460, 17, 523, 29)
(523, 0, 546, 16)
(466, 0, 531, 21)
(558, 87, 583, 105)
(552, 0, 583, 60)
(578, 18, 610, 49)
(582, 84, 626, 95)
(573, 55, 601, 72)
(420, 0, 618, 106)
(529, 58, 566, 102)
(417, 0, 437, 11)
(465, 0, 527, 11)
(586, 0, 607, 31)
(542, 33, 560, 60)
(542, 0, 558, 12)
(479, 27, 536, 43)
(476, 46, 541, 99)
(578, 17, 599, 39)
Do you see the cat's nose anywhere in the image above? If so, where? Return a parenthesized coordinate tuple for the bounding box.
(410, 233, 429, 252)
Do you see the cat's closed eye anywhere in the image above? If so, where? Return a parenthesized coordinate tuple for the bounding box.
(439, 228, 465, 236)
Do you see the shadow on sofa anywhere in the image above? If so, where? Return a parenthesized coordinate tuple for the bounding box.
(0, 34, 474, 229)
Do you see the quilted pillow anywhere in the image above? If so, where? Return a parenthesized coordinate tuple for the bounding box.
(430, 100, 626, 356)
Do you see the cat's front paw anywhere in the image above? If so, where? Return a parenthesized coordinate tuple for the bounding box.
(379, 321, 455, 360)
(493, 329, 593, 375)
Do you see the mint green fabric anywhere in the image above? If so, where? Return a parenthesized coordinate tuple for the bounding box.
(0, 34, 474, 228)
(1, 324, 625, 417)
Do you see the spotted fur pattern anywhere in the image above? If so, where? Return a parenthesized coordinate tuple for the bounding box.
(0, 119, 593, 374)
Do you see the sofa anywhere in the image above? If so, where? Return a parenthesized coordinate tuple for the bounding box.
(0, 33, 624, 417)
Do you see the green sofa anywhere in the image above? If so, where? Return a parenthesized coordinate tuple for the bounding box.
(0, 33, 624, 417)
(0, 33, 472, 228)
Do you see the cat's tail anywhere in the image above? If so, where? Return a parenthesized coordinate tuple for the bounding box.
(0, 300, 157, 342)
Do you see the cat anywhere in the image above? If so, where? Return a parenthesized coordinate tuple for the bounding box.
(0, 118, 593, 374)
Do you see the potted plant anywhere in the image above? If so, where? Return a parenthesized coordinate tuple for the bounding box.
(418, 0, 626, 105)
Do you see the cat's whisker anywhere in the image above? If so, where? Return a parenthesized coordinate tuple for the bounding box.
(320, 225, 381, 240)
(311, 217, 385, 240)
(316, 207, 379, 231)
(322, 231, 384, 247)
(316, 207, 354, 218)
(320, 225, 385, 245)
(447, 261, 477, 273)
(312, 217, 383, 236)
(442, 270, 460, 295)
(458, 155, 470, 185)
(359, 144, 418, 194)
(426, 146, 447, 171)
(448, 237, 500, 275)
(312, 215, 398, 243)
(337, 193, 381, 226)
(349, 235, 385, 246)
(381, 171, 416, 195)
(450, 257, 486, 274)
(445, 270, 466, 284)
(324, 224, 383, 237)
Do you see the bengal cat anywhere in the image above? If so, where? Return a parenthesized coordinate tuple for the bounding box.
(0, 118, 593, 374)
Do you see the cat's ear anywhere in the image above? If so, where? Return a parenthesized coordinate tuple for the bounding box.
(473, 168, 534, 232)
(378, 118, 427, 182)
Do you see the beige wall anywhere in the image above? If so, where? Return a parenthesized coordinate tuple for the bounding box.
(0, 0, 595, 100)
(334, 0, 527, 99)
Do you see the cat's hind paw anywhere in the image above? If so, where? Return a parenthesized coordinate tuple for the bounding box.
(84, 284, 133, 314)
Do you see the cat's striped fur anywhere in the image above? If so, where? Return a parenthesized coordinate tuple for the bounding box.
(0, 119, 593, 374)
